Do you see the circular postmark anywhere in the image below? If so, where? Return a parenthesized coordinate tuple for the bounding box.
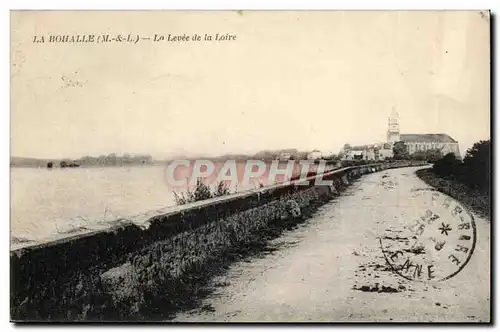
(379, 188, 477, 282)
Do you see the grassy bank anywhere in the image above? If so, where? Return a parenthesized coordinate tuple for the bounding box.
(416, 168, 490, 221)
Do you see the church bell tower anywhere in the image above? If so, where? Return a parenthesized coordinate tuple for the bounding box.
(387, 108, 400, 143)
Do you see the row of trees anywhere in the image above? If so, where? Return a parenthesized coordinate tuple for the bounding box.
(432, 140, 490, 194)
(252, 149, 340, 161)
(70, 153, 153, 167)
(339, 141, 442, 162)
(253, 149, 300, 160)
(392, 141, 444, 162)
(12, 153, 154, 168)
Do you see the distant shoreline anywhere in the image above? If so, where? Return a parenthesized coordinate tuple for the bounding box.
(10, 158, 340, 169)
(10, 163, 159, 169)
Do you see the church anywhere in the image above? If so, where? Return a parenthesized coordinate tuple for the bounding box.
(343, 111, 460, 160)
(386, 111, 461, 158)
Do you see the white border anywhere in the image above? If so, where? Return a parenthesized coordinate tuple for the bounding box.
(2, 1, 499, 10)
(1, 1, 497, 331)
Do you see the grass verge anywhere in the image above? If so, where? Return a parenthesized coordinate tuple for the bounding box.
(416, 168, 490, 221)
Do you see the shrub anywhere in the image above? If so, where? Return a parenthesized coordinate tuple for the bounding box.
(173, 179, 231, 205)
(462, 140, 490, 193)
(432, 153, 462, 178)
(411, 149, 443, 163)
(425, 149, 444, 163)
(213, 180, 232, 197)
(431, 140, 490, 195)
(340, 159, 371, 168)
(393, 141, 409, 160)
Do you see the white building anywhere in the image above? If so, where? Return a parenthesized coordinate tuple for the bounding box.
(342, 147, 365, 160)
(277, 152, 292, 161)
(378, 142, 394, 160)
(307, 150, 323, 160)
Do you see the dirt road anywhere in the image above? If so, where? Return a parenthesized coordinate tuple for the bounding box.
(174, 166, 490, 322)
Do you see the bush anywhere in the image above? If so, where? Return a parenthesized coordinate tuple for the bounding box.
(393, 141, 409, 160)
(462, 140, 490, 193)
(340, 159, 373, 168)
(173, 179, 231, 205)
(213, 180, 232, 197)
(432, 140, 490, 195)
(411, 149, 443, 163)
(432, 153, 463, 178)
(426, 149, 444, 163)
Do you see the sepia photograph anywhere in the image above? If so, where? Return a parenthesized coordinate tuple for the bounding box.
(9, 10, 491, 323)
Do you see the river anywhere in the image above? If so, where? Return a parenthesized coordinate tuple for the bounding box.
(10, 162, 335, 249)
(11, 165, 176, 248)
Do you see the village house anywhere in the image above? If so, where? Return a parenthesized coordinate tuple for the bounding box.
(307, 150, 323, 160)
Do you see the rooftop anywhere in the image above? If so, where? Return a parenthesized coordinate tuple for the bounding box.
(400, 134, 457, 143)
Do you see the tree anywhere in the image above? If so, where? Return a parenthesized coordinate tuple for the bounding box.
(79, 155, 97, 166)
(294, 151, 308, 160)
(462, 140, 490, 193)
(353, 154, 363, 160)
(392, 141, 409, 160)
(433, 153, 463, 178)
(106, 153, 117, 166)
(410, 149, 443, 163)
(411, 151, 426, 161)
(97, 155, 107, 165)
(425, 149, 443, 163)
(325, 154, 340, 161)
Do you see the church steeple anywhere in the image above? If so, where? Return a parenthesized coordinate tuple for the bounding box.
(387, 108, 400, 143)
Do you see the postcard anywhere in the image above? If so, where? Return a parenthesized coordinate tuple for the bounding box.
(10, 10, 490, 322)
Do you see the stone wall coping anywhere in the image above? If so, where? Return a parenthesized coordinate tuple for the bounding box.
(10, 161, 422, 255)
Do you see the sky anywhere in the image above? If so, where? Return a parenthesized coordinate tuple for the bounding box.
(10, 11, 490, 159)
